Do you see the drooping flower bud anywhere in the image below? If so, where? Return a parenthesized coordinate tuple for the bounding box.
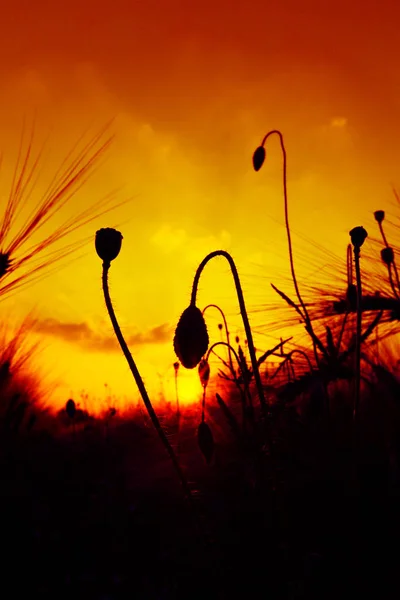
(198, 358, 210, 388)
(381, 247, 394, 266)
(252, 146, 266, 172)
(349, 226, 368, 249)
(95, 228, 123, 263)
(374, 210, 385, 224)
(173, 305, 209, 369)
(173, 361, 180, 372)
(197, 421, 214, 464)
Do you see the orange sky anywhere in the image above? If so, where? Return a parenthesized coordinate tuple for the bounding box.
(0, 0, 399, 413)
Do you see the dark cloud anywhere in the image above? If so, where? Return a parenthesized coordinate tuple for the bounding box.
(33, 318, 172, 352)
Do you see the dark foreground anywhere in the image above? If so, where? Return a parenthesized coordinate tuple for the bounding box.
(2, 400, 400, 600)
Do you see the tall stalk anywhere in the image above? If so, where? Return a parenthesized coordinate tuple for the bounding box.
(253, 130, 319, 365)
(349, 226, 368, 421)
(96, 228, 192, 500)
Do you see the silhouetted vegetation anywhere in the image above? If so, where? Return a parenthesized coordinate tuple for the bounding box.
(1, 128, 400, 599)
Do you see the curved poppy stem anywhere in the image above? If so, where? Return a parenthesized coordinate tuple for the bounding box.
(191, 250, 267, 414)
(257, 130, 320, 365)
(202, 304, 235, 377)
(102, 261, 192, 500)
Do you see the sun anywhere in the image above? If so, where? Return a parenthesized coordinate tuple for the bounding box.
(170, 366, 203, 407)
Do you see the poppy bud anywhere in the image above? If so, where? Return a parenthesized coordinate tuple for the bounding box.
(381, 247, 394, 266)
(346, 283, 357, 308)
(95, 228, 123, 263)
(173, 305, 209, 369)
(374, 210, 385, 224)
(349, 226, 368, 249)
(252, 146, 266, 172)
(198, 358, 210, 388)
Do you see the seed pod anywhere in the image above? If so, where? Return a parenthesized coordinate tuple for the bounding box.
(66, 398, 76, 419)
(95, 228, 123, 262)
(374, 210, 385, 224)
(252, 145, 266, 172)
(173, 305, 209, 369)
(198, 358, 210, 388)
(349, 226, 368, 249)
(381, 247, 394, 266)
(197, 421, 214, 464)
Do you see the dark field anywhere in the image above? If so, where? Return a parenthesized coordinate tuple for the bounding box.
(2, 378, 400, 600)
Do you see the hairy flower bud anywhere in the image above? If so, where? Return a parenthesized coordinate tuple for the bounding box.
(95, 228, 123, 263)
(252, 145, 266, 172)
(198, 358, 210, 388)
(374, 210, 385, 224)
(349, 226, 368, 249)
(381, 246, 394, 266)
(346, 283, 357, 309)
(173, 305, 209, 369)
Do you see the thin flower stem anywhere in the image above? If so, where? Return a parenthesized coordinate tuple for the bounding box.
(201, 387, 206, 423)
(353, 247, 363, 421)
(260, 130, 320, 365)
(191, 250, 267, 413)
(101, 261, 192, 500)
(202, 304, 235, 377)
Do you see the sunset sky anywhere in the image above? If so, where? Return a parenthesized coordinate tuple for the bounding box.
(0, 0, 399, 412)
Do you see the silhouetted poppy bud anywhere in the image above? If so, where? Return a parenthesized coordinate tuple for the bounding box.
(235, 336, 240, 344)
(66, 399, 76, 419)
(374, 210, 385, 224)
(0, 252, 11, 279)
(95, 228, 123, 263)
(198, 358, 210, 388)
(346, 283, 357, 308)
(252, 146, 266, 172)
(381, 247, 394, 266)
(197, 421, 214, 464)
(349, 226, 368, 248)
(173, 361, 180, 372)
(173, 305, 209, 369)
(218, 323, 223, 331)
